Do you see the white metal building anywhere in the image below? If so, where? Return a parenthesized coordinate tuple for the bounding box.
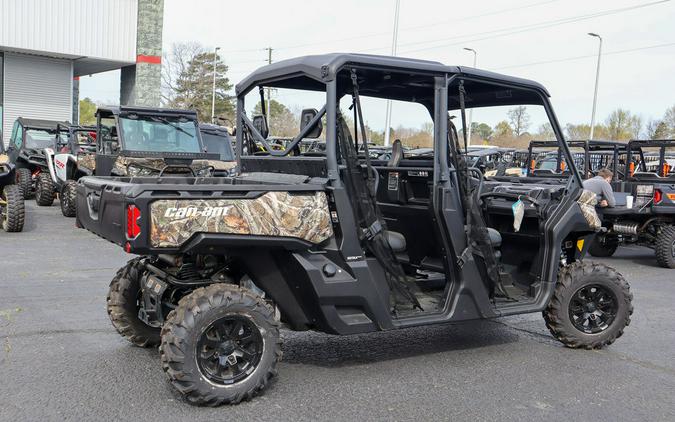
(0, 0, 163, 146)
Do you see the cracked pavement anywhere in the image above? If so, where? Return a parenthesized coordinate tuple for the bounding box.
(1, 201, 674, 421)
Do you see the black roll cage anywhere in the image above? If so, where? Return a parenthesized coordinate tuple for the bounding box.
(235, 62, 582, 191)
(526, 140, 626, 181)
(626, 139, 675, 178)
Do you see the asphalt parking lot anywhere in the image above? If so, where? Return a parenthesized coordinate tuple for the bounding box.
(1, 201, 674, 421)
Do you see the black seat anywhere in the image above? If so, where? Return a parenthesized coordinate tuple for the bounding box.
(388, 139, 403, 167)
(384, 230, 406, 253)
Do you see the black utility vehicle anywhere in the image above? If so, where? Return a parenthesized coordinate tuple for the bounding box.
(0, 142, 25, 232)
(525, 139, 675, 267)
(592, 140, 675, 267)
(6, 117, 70, 201)
(198, 123, 237, 176)
(93, 106, 217, 178)
(76, 54, 632, 405)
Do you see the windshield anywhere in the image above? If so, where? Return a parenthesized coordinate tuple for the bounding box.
(201, 132, 234, 161)
(119, 115, 201, 153)
(25, 130, 57, 149)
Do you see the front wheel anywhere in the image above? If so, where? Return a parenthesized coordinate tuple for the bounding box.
(35, 174, 55, 206)
(60, 180, 78, 217)
(160, 284, 281, 406)
(544, 262, 632, 349)
(655, 225, 675, 269)
(1, 185, 25, 232)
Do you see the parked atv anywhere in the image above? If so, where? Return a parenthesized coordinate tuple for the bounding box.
(5, 117, 70, 202)
(92, 106, 217, 178)
(524, 139, 675, 268)
(198, 123, 237, 176)
(0, 143, 25, 232)
(76, 54, 632, 405)
(43, 124, 97, 217)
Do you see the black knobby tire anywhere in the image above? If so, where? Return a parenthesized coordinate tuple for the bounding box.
(107, 257, 161, 347)
(60, 180, 78, 217)
(655, 225, 675, 269)
(15, 168, 32, 199)
(544, 261, 632, 349)
(35, 173, 55, 206)
(2, 185, 25, 232)
(588, 233, 619, 257)
(160, 284, 281, 406)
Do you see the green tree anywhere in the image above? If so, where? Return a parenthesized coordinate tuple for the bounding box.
(493, 120, 513, 138)
(605, 108, 639, 140)
(253, 100, 298, 137)
(663, 105, 675, 137)
(79, 97, 97, 125)
(507, 106, 530, 136)
(471, 122, 493, 141)
(169, 50, 234, 122)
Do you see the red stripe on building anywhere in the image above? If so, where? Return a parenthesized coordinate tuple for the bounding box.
(137, 55, 161, 64)
(73, 76, 80, 81)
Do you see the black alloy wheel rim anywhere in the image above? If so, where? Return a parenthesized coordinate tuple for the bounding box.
(196, 315, 263, 385)
(569, 284, 618, 334)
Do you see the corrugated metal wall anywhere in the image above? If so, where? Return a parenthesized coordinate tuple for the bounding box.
(0, 0, 137, 62)
(2, 53, 73, 145)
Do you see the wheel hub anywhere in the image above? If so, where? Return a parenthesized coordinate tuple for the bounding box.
(569, 284, 618, 334)
(196, 315, 263, 385)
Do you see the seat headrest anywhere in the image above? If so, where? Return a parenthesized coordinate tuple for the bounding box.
(388, 139, 403, 167)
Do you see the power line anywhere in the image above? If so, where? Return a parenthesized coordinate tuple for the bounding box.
(492, 41, 675, 70)
(272, 0, 561, 51)
(395, 0, 671, 54)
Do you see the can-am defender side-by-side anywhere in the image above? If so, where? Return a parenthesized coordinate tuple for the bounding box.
(0, 142, 25, 232)
(5, 117, 70, 201)
(92, 106, 218, 178)
(42, 124, 98, 216)
(75, 54, 632, 405)
(198, 123, 237, 176)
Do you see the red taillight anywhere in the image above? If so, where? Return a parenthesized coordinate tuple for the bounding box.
(654, 189, 663, 204)
(126, 205, 141, 239)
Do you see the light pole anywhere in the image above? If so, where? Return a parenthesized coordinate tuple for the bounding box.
(588, 33, 602, 140)
(383, 0, 401, 147)
(211, 46, 220, 124)
(463, 47, 477, 146)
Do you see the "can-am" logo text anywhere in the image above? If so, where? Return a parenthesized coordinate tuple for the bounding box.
(163, 206, 233, 218)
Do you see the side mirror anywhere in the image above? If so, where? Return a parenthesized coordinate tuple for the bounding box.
(299, 108, 322, 139)
(252, 115, 269, 139)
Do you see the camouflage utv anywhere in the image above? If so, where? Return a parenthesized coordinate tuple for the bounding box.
(91, 106, 217, 178)
(76, 54, 633, 406)
(0, 142, 25, 232)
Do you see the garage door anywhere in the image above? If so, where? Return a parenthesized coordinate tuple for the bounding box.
(2, 53, 72, 147)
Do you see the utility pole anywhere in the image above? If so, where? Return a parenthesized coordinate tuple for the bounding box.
(463, 47, 477, 147)
(383, 0, 401, 147)
(211, 46, 220, 124)
(588, 33, 602, 140)
(265, 47, 273, 125)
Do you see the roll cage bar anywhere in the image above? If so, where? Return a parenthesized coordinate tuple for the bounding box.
(626, 139, 675, 178)
(235, 54, 582, 189)
(526, 140, 626, 181)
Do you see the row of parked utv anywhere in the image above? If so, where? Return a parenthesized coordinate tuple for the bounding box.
(0, 107, 237, 233)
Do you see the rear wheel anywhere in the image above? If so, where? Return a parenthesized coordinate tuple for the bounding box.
(160, 284, 281, 406)
(655, 225, 675, 269)
(1, 185, 25, 232)
(60, 180, 77, 217)
(544, 261, 632, 349)
(15, 168, 32, 199)
(588, 233, 619, 257)
(35, 173, 55, 206)
(107, 258, 161, 347)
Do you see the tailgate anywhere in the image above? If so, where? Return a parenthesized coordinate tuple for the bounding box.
(76, 177, 131, 247)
